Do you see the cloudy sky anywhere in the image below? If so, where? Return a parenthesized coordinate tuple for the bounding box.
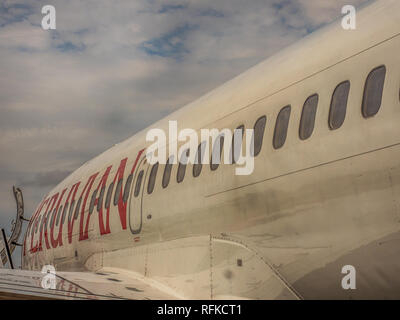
(0, 0, 372, 265)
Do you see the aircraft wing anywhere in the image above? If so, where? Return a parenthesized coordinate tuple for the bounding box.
(0, 267, 179, 300)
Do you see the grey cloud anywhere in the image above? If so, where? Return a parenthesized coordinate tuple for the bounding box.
(18, 170, 72, 187)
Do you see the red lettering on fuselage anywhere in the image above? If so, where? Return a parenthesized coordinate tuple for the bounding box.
(78, 172, 99, 241)
(49, 188, 67, 248)
(24, 148, 146, 260)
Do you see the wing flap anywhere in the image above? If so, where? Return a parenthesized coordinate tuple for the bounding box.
(0, 267, 179, 300)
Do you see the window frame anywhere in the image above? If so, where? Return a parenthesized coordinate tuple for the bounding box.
(329, 80, 350, 130)
(362, 65, 386, 118)
(162, 156, 174, 188)
(147, 162, 159, 194)
(134, 170, 144, 197)
(299, 94, 319, 140)
(177, 149, 189, 183)
(273, 105, 291, 149)
(210, 134, 224, 171)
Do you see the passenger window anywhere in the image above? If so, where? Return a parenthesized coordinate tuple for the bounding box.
(134, 170, 144, 197)
(177, 149, 189, 183)
(193, 142, 206, 177)
(251, 116, 267, 156)
(299, 94, 319, 140)
(210, 135, 224, 171)
(68, 200, 75, 222)
(273, 106, 291, 149)
(329, 81, 350, 130)
(50, 208, 56, 226)
(114, 179, 123, 205)
(62, 202, 69, 225)
(105, 182, 114, 209)
(74, 197, 82, 220)
(123, 174, 133, 202)
(56, 205, 63, 226)
(362, 65, 386, 118)
(46, 212, 51, 229)
(40, 216, 44, 233)
(147, 162, 159, 194)
(162, 156, 174, 188)
(97, 187, 105, 211)
(231, 125, 244, 163)
(89, 189, 98, 215)
(35, 216, 40, 233)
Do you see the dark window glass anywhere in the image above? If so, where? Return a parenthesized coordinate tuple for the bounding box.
(114, 179, 123, 206)
(62, 202, 69, 225)
(193, 142, 206, 177)
(362, 65, 386, 118)
(134, 170, 144, 197)
(231, 125, 244, 163)
(46, 212, 50, 230)
(329, 81, 350, 130)
(147, 162, 159, 194)
(74, 197, 82, 220)
(50, 208, 56, 227)
(273, 106, 291, 149)
(162, 156, 174, 188)
(89, 189, 98, 215)
(45, 214, 48, 231)
(177, 150, 189, 183)
(68, 200, 75, 222)
(36, 216, 40, 233)
(97, 187, 105, 212)
(123, 174, 133, 203)
(210, 135, 224, 171)
(299, 94, 319, 140)
(105, 182, 114, 209)
(40, 216, 44, 233)
(44, 213, 47, 231)
(56, 205, 63, 226)
(251, 116, 267, 156)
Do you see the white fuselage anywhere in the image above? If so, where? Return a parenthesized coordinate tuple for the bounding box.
(22, 0, 400, 299)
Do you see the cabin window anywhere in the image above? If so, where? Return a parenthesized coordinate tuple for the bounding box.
(251, 116, 267, 156)
(210, 134, 224, 171)
(177, 149, 189, 183)
(89, 189, 98, 215)
(43, 212, 51, 231)
(299, 94, 319, 140)
(46, 212, 50, 230)
(62, 202, 69, 225)
(56, 205, 63, 226)
(362, 65, 386, 118)
(273, 106, 291, 149)
(114, 179, 123, 205)
(231, 125, 244, 163)
(68, 200, 75, 222)
(134, 170, 144, 197)
(193, 141, 206, 177)
(162, 156, 174, 188)
(37, 216, 41, 234)
(329, 81, 350, 130)
(123, 174, 133, 202)
(147, 162, 159, 194)
(105, 182, 114, 209)
(51, 208, 57, 227)
(74, 197, 82, 220)
(40, 216, 44, 234)
(36, 217, 40, 233)
(97, 187, 105, 211)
